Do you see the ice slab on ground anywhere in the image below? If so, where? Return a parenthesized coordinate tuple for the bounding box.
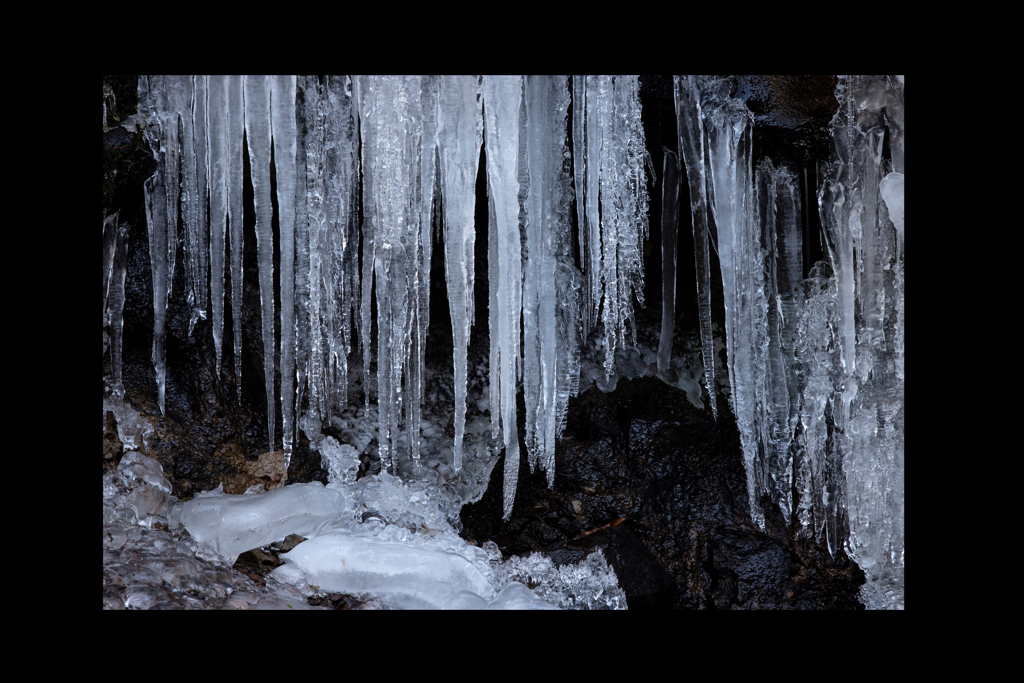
(280, 530, 501, 609)
(174, 482, 351, 563)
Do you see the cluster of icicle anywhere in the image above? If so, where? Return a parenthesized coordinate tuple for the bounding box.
(136, 76, 650, 520)
(129, 75, 904, 608)
(671, 75, 904, 609)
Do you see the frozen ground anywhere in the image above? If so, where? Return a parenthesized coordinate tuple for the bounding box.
(102, 314, 712, 610)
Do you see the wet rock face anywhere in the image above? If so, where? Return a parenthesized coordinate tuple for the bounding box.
(104, 75, 325, 497)
(461, 377, 864, 609)
(111, 198, 326, 496)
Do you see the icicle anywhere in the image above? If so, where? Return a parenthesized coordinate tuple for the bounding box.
(583, 76, 606, 335)
(244, 75, 276, 454)
(437, 75, 483, 473)
(357, 76, 422, 474)
(572, 76, 592, 336)
(103, 212, 128, 398)
(487, 174, 501, 442)
(482, 75, 524, 464)
(819, 75, 904, 609)
(102, 211, 119, 329)
(226, 76, 245, 405)
(658, 147, 680, 375)
(355, 77, 376, 413)
(293, 79, 310, 451)
(326, 77, 356, 420)
(793, 261, 843, 551)
(208, 76, 229, 376)
(502, 436, 521, 521)
(597, 77, 619, 375)
(305, 77, 328, 420)
(188, 75, 209, 336)
(483, 76, 525, 511)
(272, 76, 297, 468)
(179, 76, 203, 337)
(590, 76, 649, 376)
(138, 75, 190, 415)
(165, 81, 185, 304)
(753, 157, 796, 524)
(408, 77, 439, 461)
(702, 77, 763, 528)
(611, 75, 649, 346)
(673, 75, 718, 420)
(769, 163, 804, 527)
(522, 75, 577, 484)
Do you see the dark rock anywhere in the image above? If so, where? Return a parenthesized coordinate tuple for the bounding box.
(462, 376, 864, 609)
(554, 524, 676, 610)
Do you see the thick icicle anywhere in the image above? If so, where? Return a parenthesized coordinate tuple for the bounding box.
(522, 75, 579, 484)
(437, 75, 483, 473)
(610, 75, 649, 346)
(571, 76, 592, 335)
(244, 75, 276, 453)
(673, 75, 718, 420)
(583, 76, 606, 334)
(818, 75, 904, 609)
(305, 76, 356, 427)
(305, 77, 328, 421)
(406, 76, 439, 462)
(753, 157, 794, 524)
(187, 75, 209, 336)
(139, 75, 191, 415)
(226, 76, 245, 405)
(658, 147, 680, 375)
(702, 78, 764, 528)
(357, 76, 421, 474)
(482, 75, 525, 516)
(766, 162, 804, 526)
(794, 261, 844, 553)
(207, 76, 229, 376)
(104, 213, 129, 398)
(589, 76, 649, 376)
(293, 79, 310, 446)
(326, 77, 356, 420)
(272, 76, 297, 468)
(103, 211, 119, 331)
(178, 76, 203, 337)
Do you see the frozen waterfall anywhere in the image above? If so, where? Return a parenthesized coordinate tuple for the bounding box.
(126, 75, 904, 609)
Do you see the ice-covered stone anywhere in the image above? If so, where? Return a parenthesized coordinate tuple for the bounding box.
(175, 482, 351, 563)
(281, 530, 496, 609)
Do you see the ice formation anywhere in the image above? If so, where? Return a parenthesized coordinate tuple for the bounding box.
(818, 75, 904, 609)
(117, 74, 904, 608)
(673, 75, 904, 608)
(136, 75, 651, 515)
(102, 433, 624, 609)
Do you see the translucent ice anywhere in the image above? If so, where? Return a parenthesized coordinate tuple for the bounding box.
(280, 530, 496, 610)
(880, 171, 904, 237)
(175, 482, 351, 563)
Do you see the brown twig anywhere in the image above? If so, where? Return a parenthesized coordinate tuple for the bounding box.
(576, 517, 626, 539)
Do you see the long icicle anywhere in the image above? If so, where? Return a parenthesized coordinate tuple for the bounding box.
(673, 75, 718, 420)
(438, 75, 483, 473)
(207, 76, 228, 377)
(225, 76, 245, 405)
(244, 75, 276, 454)
(482, 75, 525, 517)
(658, 147, 680, 375)
(272, 76, 297, 467)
